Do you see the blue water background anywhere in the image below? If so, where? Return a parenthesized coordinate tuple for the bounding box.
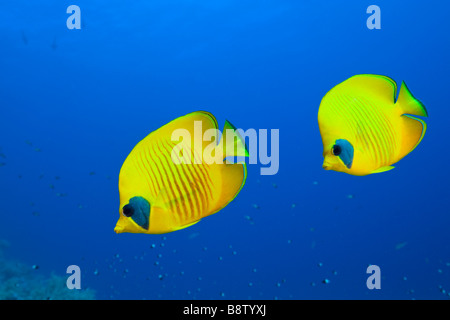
(0, 0, 449, 299)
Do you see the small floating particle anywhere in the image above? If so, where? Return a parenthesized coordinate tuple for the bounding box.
(347, 194, 354, 199)
(322, 278, 330, 284)
(32, 265, 39, 270)
(395, 242, 408, 250)
(89, 171, 96, 176)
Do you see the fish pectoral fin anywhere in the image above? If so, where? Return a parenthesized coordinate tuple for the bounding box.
(154, 186, 199, 211)
(153, 188, 172, 210)
(371, 166, 395, 174)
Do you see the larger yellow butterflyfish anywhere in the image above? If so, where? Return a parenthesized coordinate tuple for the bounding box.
(115, 111, 249, 234)
(318, 74, 428, 176)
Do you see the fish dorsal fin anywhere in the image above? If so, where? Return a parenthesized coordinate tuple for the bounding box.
(396, 81, 428, 117)
(156, 111, 220, 164)
(158, 111, 219, 141)
(337, 74, 398, 103)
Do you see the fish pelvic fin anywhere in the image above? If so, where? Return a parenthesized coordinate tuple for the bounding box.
(371, 166, 395, 174)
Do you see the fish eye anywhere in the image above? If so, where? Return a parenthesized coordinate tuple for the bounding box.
(122, 204, 134, 217)
(332, 144, 342, 156)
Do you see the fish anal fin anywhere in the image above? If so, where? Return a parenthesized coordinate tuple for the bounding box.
(397, 114, 427, 161)
(209, 162, 247, 215)
(371, 166, 395, 174)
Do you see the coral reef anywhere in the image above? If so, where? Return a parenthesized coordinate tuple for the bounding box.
(0, 239, 95, 300)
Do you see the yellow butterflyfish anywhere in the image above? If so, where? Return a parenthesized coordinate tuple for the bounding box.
(318, 74, 428, 176)
(115, 111, 249, 234)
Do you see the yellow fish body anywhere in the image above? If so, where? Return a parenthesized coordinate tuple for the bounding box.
(115, 111, 248, 234)
(318, 74, 428, 176)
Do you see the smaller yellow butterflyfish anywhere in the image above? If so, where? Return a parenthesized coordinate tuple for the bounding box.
(115, 111, 249, 234)
(318, 74, 428, 176)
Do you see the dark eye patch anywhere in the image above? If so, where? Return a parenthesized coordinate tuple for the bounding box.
(334, 139, 354, 169)
(123, 196, 150, 230)
(332, 145, 342, 156)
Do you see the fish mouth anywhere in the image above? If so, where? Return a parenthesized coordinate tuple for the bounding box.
(322, 163, 331, 170)
(114, 225, 124, 234)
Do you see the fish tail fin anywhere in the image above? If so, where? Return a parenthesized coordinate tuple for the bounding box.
(396, 81, 428, 117)
(395, 82, 428, 160)
(220, 120, 249, 159)
(208, 120, 248, 216)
